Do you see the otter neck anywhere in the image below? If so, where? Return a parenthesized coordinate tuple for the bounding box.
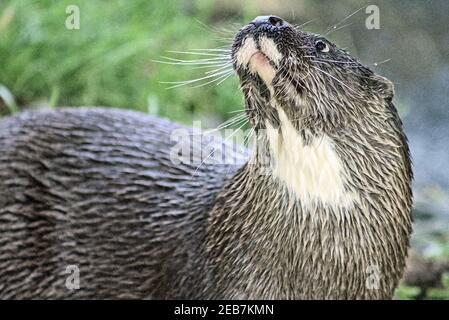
(205, 102, 410, 299)
(250, 106, 357, 209)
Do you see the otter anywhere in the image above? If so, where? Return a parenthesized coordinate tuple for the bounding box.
(0, 15, 412, 299)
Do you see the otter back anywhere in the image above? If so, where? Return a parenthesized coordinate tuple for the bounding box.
(0, 107, 243, 299)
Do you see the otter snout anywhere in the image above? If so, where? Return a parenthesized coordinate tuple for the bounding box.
(232, 16, 291, 86)
(250, 15, 286, 28)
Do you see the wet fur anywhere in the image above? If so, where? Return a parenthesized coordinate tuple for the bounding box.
(0, 17, 412, 299)
(219, 18, 413, 299)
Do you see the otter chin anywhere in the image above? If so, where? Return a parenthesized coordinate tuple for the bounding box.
(235, 29, 282, 87)
(248, 51, 276, 85)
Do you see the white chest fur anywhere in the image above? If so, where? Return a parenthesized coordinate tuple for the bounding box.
(264, 108, 355, 208)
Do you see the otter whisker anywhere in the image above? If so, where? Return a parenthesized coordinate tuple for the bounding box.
(193, 18, 240, 36)
(161, 68, 232, 84)
(244, 127, 254, 146)
(227, 108, 255, 114)
(271, 60, 288, 100)
(312, 60, 360, 69)
(215, 72, 234, 86)
(156, 55, 231, 66)
(271, 61, 294, 102)
(189, 48, 231, 53)
(205, 63, 234, 74)
(312, 58, 359, 65)
(294, 18, 319, 30)
(311, 65, 360, 96)
(273, 65, 294, 101)
(273, 59, 311, 104)
(188, 64, 231, 70)
(226, 126, 254, 177)
(323, 6, 366, 36)
(167, 50, 230, 57)
(211, 37, 235, 43)
(157, 56, 228, 62)
(155, 59, 230, 67)
(202, 113, 248, 135)
(168, 54, 229, 60)
(189, 71, 234, 89)
(293, 68, 313, 95)
(161, 56, 230, 63)
(191, 112, 248, 137)
(157, 48, 233, 81)
(372, 58, 392, 66)
(291, 64, 311, 95)
(325, 22, 353, 37)
(192, 117, 249, 177)
(161, 69, 234, 89)
(204, 117, 248, 137)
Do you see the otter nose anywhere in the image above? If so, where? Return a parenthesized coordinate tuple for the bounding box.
(251, 15, 285, 28)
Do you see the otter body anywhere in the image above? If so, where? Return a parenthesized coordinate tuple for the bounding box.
(0, 16, 412, 299)
(0, 108, 235, 298)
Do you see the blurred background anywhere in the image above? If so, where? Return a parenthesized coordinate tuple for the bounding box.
(0, 0, 448, 299)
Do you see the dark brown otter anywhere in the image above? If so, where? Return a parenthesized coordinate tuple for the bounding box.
(0, 16, 412, 299)
(205, 15, 413, 299)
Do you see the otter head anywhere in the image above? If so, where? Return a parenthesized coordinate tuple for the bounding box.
(232, 15, 395, 133)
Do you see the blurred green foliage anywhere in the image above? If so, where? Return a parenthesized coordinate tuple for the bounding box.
(396, 272, 449, 300)
(0, 0, 253, 123)
(395, 285, 422, 300)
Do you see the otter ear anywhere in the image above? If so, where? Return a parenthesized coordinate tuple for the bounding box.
(370, 74, 395, 101)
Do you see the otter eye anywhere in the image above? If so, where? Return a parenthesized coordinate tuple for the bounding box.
(315, 40, 329, 53)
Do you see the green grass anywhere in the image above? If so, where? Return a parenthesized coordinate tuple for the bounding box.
(0, 0, 253, 124)
(396, 272, 449, 300)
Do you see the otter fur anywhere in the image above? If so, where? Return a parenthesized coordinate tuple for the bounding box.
(0, 16, 412, 299)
